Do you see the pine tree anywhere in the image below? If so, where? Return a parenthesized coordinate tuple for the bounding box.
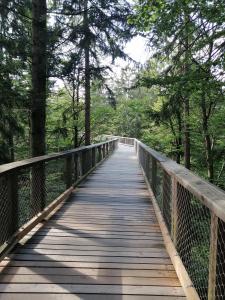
(31, 0, 47, 156)
(52, 0, 135, 145)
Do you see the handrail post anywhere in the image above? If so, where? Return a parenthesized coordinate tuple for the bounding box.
(151, 157, 157, 195)
(98, 145, 102, 162)
(146, 152, 150, 183)
(109, 141, 112, 153)
(79, 152, 83, 177)
(208, 213, 218, 300)
(92, 147, 96, 168)
(73, 153, 78, 182)
(106, 143, 109, 156)
(65, 155, 72, 188)
(102, 144, 106, 158)
(81, 150, 89, 175)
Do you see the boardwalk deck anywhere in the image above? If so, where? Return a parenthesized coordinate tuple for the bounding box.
(0, 144, 186, 299)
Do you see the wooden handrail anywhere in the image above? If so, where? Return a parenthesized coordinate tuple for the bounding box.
(0, 138, 118, 175)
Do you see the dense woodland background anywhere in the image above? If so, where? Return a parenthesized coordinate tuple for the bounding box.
(0, 0, 225, 188)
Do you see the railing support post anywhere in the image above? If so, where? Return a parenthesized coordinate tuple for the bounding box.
(109, 141, 112, 153)
(208, 213, 218, 300)
(151, 158, 157, 195)
(146, 153, 150, 183)
(92, 147, 96, 168)
(102, 144, 106, 158)
(81, 150, 88, 175)
(98, 146, 102, 162)
(65, 155, 72, 188)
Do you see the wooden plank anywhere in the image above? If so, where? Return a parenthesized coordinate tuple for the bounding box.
(0, 267, 178, 277)
(19, 244, 168, 253)
(41, 224, 160, 232)
(0, 284, 185, 295)
(0, 260, 175, 270)
(22, 238, 165, 248)
(14, 249, 170, 258)
(44, 220, 159, 231)
(6, 254, 172, 264)
(26, 233, 163, 240)
(0, 274, 180, 286)
(29, 228, 162, 235)
(0, 295, 186, 300)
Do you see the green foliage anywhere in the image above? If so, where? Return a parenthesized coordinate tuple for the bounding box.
(46, 89, 85, 152)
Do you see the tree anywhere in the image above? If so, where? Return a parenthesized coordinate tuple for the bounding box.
(132, 0, 225, 174)
(52, 0, 135, 145)
(0, 0, 30, 163)
(31, 0, 47, 157)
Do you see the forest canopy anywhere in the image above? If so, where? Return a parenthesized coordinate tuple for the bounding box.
(0, 0, 225, 188)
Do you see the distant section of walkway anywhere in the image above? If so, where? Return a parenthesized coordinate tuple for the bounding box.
(0, 144, 186, 299)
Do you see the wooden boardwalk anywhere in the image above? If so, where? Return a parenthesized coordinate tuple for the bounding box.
(0, 144, 186, 299)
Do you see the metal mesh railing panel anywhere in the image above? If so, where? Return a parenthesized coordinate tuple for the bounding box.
(162, 170, 172, 233)
(146, 154, 152, 185)
(153, 161, 163, 210)
(176, 183, 211, 300)
(45, 158, 66, 206)
(215, 218, 225, 300)
(0, 176, 11, 247)
(18, 167, 33, 226)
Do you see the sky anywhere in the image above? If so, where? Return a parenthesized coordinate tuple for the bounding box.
(54, 35, 150, 89)
(104, 35, 150, 81)
(123, 35, 150, 64)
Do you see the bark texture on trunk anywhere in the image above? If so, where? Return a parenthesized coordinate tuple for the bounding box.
(201, 84, 214, 182)
(84, 0, 91, 145)
(183, 10, 191, 170)
(31, 0, 47, 157)
(31, 0, 47, 213)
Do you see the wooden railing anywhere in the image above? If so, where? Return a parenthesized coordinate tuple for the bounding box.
(0, 138, 118, 260)
(110, 135, 225, 300)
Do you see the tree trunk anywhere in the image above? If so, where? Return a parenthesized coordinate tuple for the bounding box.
(84, 0, 91, 145)
(8, 133, 14, 162)
(31, 0, 47, 214)
(201, 88, 214, 182)
(183, 10, 191, 170)
(72, 73, 80, 149)
(183, 96, 190, 169)
(31, 0, 47, 157)
(176, 111, 182, 164)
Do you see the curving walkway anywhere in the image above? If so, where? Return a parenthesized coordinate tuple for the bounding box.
(0, 144, 186, 299)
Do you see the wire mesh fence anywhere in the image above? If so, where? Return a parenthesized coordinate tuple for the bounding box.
(215, 218, 225, 300)
(45, 158, 66, 206)
(162, 170, 172, 233)
(119, 137, 225, 300)
(176, 184, 211, 300)
(136, 140, 212, 300)
(0, 175, 11, 246)
(0, 139, 118, 256)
